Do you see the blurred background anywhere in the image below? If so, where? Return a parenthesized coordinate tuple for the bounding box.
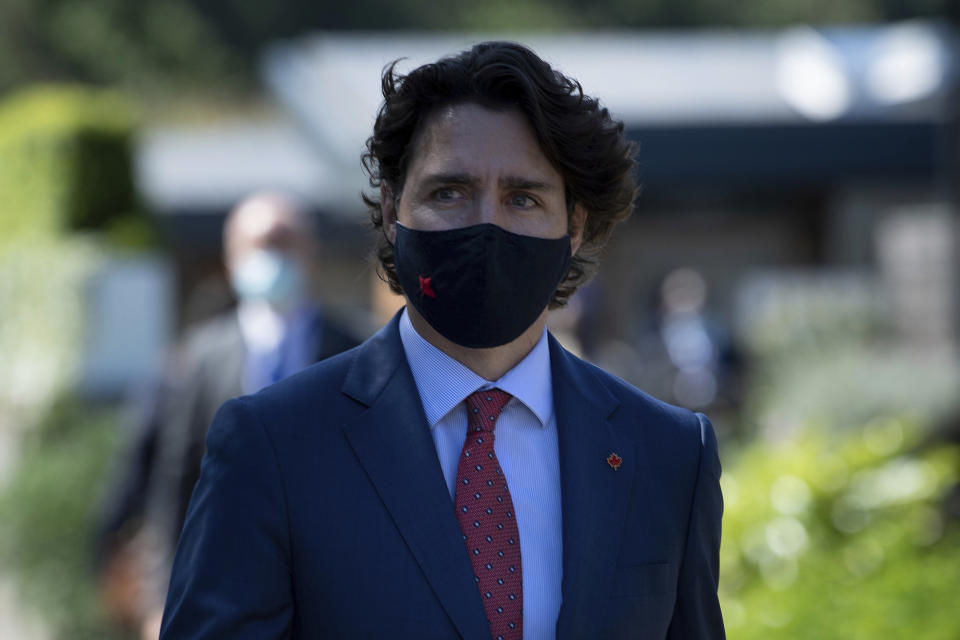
(1, 1, 959, 638)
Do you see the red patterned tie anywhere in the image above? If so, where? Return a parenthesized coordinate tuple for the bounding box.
(455, 389, 523, 640)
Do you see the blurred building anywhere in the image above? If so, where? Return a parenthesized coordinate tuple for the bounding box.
(133, 23, 959, 403)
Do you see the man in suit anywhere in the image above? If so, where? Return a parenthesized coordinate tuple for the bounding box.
(97, 192, 360, 638)
(146, 190, 362, 568)
(160, 42, 724, 639)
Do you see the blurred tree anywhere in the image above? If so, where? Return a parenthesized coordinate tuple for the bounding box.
(573, 0, 949, 27)
(0, 0, 240, 95)
(0, 0, 952, 96)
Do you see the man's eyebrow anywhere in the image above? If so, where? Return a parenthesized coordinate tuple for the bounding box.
(419, 173, 477, 188)
(498, 176, 557, 191)
(417, 173, 558, 192)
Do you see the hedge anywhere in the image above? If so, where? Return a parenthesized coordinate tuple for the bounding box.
(720, 417, 960, 639)
(0, 396, 132, 640)
(0, 85, 139, 245)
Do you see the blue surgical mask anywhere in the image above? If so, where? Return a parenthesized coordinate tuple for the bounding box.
(230, 249, 304, 309)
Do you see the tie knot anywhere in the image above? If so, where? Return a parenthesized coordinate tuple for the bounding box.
(465, 389, 512, 432)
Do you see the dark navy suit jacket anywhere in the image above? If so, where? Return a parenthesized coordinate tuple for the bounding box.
(160, 313, 725, 639)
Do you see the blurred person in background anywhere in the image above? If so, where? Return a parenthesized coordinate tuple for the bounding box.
(657, 268, 739, 411)
(619, 268, 741, 415)
(95, 191, 361, 639)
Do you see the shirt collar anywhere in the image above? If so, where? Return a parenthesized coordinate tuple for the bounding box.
(236, 300, 320, 353)
(398, 308, 554, 429)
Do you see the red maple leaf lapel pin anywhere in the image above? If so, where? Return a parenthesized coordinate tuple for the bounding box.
(606, 452, 623, 470)
(418, 275, 436, 298)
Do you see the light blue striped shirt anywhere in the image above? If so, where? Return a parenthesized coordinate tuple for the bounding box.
(399, 308, 563, 639)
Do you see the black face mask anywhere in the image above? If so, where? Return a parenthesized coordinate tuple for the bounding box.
(395, 223, 572, 349)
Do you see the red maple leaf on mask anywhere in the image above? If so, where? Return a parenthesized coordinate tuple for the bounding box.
(418, 275, 436, 298)
(606, 453, 623, 470)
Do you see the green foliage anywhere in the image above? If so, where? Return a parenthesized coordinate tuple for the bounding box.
(0, 0, 241, 96)
(580, 0, 949, 28)
(725, 264, 960, 637)
(0, 82, 150, 639)
(0, 396, 132, 640)
(0, 237, 106, 422)
(0, 85, 143, 245)
(452, 0, 581, 31)
(0, 0, 953, 99)
(720, 417, 960, 638)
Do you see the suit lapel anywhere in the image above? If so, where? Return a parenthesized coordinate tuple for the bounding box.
(340, 315, 490, 640)
(549, 336, 636, 639)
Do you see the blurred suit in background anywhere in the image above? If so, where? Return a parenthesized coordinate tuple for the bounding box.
(95, 192, 361, 639)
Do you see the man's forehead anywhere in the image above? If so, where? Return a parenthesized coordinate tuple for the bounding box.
(405, 102, 560, 183)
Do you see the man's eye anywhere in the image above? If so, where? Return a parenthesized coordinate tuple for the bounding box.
(510, 194, 537, 208)
(433, 188, 462, 201)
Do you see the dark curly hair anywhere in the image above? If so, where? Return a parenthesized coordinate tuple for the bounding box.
(362, 41, 638, 308)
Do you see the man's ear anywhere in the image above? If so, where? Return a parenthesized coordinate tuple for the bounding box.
(381, 183, 398, 244)
(569, 204, 587, 256)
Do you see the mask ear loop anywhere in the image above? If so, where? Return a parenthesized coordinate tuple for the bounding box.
(385, 185, 403, 248)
